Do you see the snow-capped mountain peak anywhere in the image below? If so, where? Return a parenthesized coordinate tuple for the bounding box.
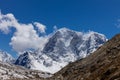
(57, 27, 71, 32)
(15, 28, 107, 74)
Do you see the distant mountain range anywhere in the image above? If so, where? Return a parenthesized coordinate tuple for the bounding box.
(14, 28, 107, 74)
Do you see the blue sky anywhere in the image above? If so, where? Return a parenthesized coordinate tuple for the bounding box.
(0, 0, 120, 57)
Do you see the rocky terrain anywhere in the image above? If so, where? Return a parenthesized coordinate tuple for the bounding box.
(0, 61, 51, 80)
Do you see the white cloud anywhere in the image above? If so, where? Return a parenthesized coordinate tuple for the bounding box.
(0, 12, 49, 54)
(0, 13, 17, 34)
(34, 22, 46, 33)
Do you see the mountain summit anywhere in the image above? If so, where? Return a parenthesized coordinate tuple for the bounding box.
(15, 28, 107, 74)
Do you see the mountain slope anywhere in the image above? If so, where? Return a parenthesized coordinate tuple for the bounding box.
(0, 50, 15, 63)
(48, 34, 120, 80)
(15, 28, 107, 74)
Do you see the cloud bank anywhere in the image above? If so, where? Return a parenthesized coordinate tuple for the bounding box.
(0, 12, 48, 54)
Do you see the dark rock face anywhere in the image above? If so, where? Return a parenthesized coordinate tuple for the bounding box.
(15, 52, 32, 68)
(47, 34, 120, 80)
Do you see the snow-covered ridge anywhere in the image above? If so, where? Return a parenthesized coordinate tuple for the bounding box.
(15, 28, 107, 74)
(0, 50, 15, 63)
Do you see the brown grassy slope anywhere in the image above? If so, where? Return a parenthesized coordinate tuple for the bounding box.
(47, 34, 120, 80)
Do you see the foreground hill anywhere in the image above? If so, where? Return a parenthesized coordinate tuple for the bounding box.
(47, 34, 120, 80)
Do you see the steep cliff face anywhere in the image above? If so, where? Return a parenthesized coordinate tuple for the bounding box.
(15, 28, 107, 74)
(48, 34, 120, 80)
